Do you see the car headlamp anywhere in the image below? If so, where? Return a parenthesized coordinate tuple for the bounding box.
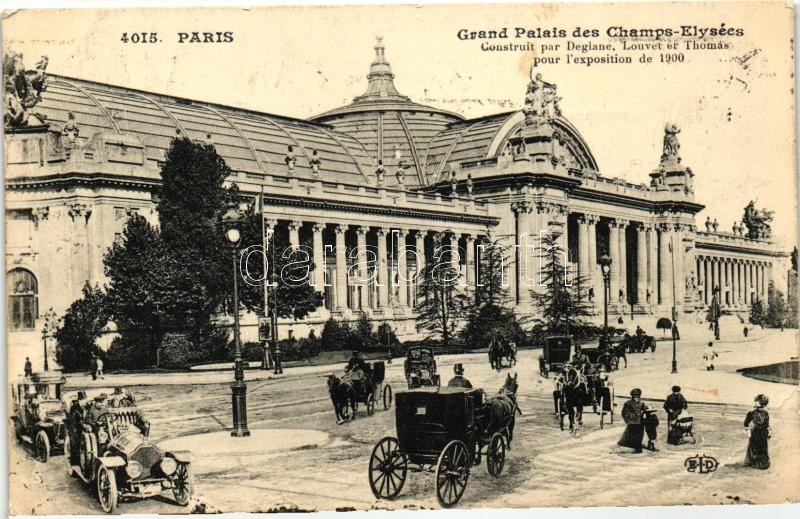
(126, 460, 143, 479)
(160, 457, 177, 476)
(97, 428, 109, 443)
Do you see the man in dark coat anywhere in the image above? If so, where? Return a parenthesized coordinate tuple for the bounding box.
(572, 346, 590, 374)
(644, 409, 660, 451)
(664, 385, 689, 445)
(24, 357, 32, 377)
(619, 388, 647, 453)
(447, 364, 473, 388)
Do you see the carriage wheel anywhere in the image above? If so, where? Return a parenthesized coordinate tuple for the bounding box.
(35, 430, 50, 463)
(611, 356, 619, 372)
(382, 385, 393, 410)
(650, 341, 656, 353)
(558, 400, 565, 431)
(368, 437, 407, 500)
(367, 393, 376, 416)
(96, 465, 118, 513)
(486, 433, 506, 477)
(435, 440, 470, 508)
(609, 386, 615, 424)
(599, 395, 606, 429)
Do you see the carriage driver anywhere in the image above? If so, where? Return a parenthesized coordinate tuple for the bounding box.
(571, 345, 590, 374)
(345, 351, 369, 396)
(447, 363, 473, 388)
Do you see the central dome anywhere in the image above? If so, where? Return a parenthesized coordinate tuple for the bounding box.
(310, 37, 463, 187)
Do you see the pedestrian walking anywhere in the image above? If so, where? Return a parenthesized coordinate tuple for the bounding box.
(96, 356, 105, 379)
(90, 354, 98, 380)
(24, 357, 32, 377)
(703, 342, 718, 371)
(644, 409, 660, 451)
(744, 394, 771, 469)
(618, 388, 647, 453)
(743, 326, 749, 337)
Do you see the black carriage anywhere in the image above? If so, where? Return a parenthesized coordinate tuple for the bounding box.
(538, 336, 574, 378)
(581, 345, 619, 372)
(488, 340, 517, 370)
(368, 387, 512, 508)
(625, 333, 656, 353)
(404, 346, 440, 389)
(10, 372, 68, 462)
(350, 361, 393, 416)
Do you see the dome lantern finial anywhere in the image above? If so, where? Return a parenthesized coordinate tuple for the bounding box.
(352, 35, 410, 104)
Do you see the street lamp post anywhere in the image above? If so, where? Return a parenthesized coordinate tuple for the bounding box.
(669, 237, 678, 374)
(599, 255, 612, 348)
(222, 201, 250, 437)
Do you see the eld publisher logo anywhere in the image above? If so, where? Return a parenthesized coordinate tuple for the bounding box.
(684, 455, 719, 474)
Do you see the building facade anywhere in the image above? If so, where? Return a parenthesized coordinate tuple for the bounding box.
(4, 40, 790, 359)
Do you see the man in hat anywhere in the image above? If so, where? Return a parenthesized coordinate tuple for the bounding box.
(572, 345, 590, 374)
(24, 357, 32, 378)
(84, 393, 109, 426)
(664, 385, 689, 445)
(447, 364, 473, 388)
(619, 388, 648, 453)
(703, 342, 719, 371)
(345, 351, 368, 396)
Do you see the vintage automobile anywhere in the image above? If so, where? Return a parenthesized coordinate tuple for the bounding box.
(404, 346, 440, 388)
(64, 389, 193, 513)
(10, 372, 68, 462)
(538, 336, 574, 378)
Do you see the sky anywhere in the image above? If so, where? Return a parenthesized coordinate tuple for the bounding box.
(3, 2, 796, 247)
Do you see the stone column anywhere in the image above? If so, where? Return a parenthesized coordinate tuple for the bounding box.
(705, 258, 712, 304)
(512, 201, 533, 305)
(312, 223, 325, 291)
(735, 261, 742, 306)
(673, 225, 684, 307)
(464, 233, 476, 294)
(742, 261, 749, 304)
(647, 224, 657, 308)
(334, 224, 348, 312)
(618, 219, 629, 306)
(396, 229, 409, 309)
(356, 226, 369, 311)
(587, 215, 599, 304)
(608, 219, 621, 308)
(578, 215, 590, 282)
(636, 223, 648, 307)
(288, 220, 301, 249)
(658, 223, 671, 306)
(697, 256, 704, 304)
(376, 228, 389, 311)
(450, 232, 461, 287)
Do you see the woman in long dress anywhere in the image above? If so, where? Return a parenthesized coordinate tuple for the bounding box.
(618, 388, 646, 453)
(744, 394, 771, 469)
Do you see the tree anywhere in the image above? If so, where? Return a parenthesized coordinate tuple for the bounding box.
(355, 313, 374, 351)
(414, 242, 469, 348)
(104, 214, 171, 359)
(656, 317, 673, 336)
(474, 237, 512, 308)
(749, 298, 765, 325)
(55, 283, 109, 372)
(530, 232, 593, 335)
(765, 290, 792, 328)
(461, 305, 525, 350)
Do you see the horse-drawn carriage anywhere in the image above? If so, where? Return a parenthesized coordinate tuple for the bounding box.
(404, 346, 440, 389)
(538, 336, 573, 378)
(368, 374, 520, 508)
(555, 364, 615, 431)
(581, 345, 620, 372)
(488, 339, 516, 370)
(328, 361, 393, 423)
(624, 333, 656, 353)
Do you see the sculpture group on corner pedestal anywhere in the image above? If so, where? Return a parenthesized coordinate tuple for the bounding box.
(742, 201, 774, 239)
(522, 68, 561, 129)
(3, 52, 49, 128)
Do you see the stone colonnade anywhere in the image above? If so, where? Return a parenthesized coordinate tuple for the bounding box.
(264, 218, 485, 315)
(695, 255, 772, 308)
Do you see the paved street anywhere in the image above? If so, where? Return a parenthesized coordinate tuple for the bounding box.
(8, 328, 799, 513)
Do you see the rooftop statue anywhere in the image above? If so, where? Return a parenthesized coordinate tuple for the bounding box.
(3, 52, 49, 128)
(742, 201, 774, 239)
(661, 123, 681, 164)
(523, 68, 560, 127)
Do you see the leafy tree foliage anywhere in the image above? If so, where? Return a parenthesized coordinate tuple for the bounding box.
(461, 305, 526, 349)
(530, 232, 593, 335)
(656, 317, 673, 335)
(414, 243, 469, 348)
(355, 313, 375, 351)
(55, 283, 109, 372)
(474, 237, 512, 308)
(749, 298, 765, 325)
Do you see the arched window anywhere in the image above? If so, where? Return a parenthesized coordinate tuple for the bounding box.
(7, 269, 38, 330)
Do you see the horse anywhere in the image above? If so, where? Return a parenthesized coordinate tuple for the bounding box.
(488, 340, 516, 371)
(327, 374, 356, 424)
(484, 372, 522, 445)
(562, 366, 589, 434)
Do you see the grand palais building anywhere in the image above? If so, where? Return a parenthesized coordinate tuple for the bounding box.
(5, 39, 791, 358)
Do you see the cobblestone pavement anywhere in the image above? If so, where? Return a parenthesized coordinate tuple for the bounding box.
(8, 330, 799, 513)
